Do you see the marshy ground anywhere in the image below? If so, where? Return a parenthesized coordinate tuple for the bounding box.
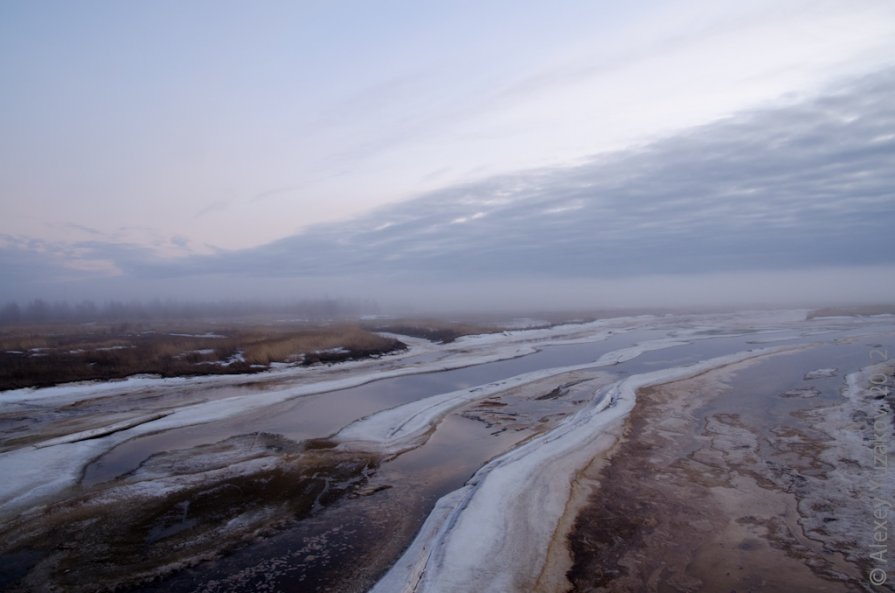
(0, 321, 411, 390)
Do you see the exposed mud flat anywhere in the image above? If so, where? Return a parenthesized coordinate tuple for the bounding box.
(565, 355, 895, 593)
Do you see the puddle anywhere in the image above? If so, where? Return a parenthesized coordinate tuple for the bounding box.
(694, 336, 895, 483)
(705, 338, 895, 432)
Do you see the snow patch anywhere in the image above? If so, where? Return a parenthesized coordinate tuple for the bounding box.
(169, 333, 226, 338)
(804, 368, 838, 379)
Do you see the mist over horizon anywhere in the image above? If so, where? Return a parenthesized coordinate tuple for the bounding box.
(3, 264, 895, 319)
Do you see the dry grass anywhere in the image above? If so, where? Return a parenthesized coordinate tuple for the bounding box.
(807, 304, 895, 319)
(239, 325, 394, 364)
(0, 322, 405, 391)
(363, 318, 500, 343)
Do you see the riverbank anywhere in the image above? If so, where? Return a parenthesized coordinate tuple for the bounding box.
(565, 353, 895, 592)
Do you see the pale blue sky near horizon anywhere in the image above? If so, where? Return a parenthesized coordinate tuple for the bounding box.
(2, 1, 895, 307)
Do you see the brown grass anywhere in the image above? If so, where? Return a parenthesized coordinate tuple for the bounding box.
(363, 318, 500, 343)
(0, 322, 405, 391)
(807, 304, 895, 319)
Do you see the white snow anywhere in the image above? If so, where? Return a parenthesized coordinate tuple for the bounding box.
(182, 348, 216, 356)
(804, 367, 838, 379)
(313, 347, 349, 355)
(220, 350, 246, 366)
(0, 440, 113, 512)
(169, 332, 226, 338)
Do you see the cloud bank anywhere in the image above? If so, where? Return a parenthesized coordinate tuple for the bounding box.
(3, 68, 894, 310)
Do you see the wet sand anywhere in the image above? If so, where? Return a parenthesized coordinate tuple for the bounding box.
(566, 353, 894, 593)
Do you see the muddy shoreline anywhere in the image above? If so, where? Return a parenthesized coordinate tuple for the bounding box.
(566, 355, 895, 592)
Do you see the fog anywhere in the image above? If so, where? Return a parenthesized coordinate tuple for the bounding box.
(4, 265, 893, 320)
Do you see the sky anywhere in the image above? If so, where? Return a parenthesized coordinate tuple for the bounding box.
(2, 1, 895, 309)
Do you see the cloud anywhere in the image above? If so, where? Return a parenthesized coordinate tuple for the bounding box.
(250, 185, 305, 203)
(65, 223, 103, 236)
(193, 200, 231, 220)
(197, 68, 893, 281)
(2, 68, 894, 306)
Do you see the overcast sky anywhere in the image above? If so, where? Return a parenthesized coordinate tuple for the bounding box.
(2, 1, 894, 308)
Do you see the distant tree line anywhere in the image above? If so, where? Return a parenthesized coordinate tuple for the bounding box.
(0, 297, 381, 326)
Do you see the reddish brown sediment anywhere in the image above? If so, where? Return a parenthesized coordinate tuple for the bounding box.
(564, 361, 889, 593)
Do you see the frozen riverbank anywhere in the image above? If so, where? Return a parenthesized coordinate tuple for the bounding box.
(367, 346, 803, 593)
(2, 309, 890, 593)
(0, 316, 655, 515)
